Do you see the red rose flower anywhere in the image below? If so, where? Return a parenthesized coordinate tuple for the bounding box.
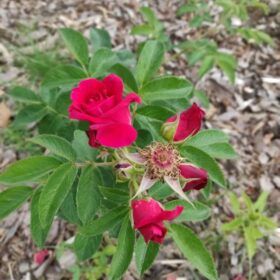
(132, 198, 183, 244)
(33, 249, 49, 265)
(69, 74, 141, 148)
(162, 103, 205, 142)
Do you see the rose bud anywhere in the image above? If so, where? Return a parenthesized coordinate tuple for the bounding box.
(69, 74, 141, 148)
(33, 249, 49, 265)
(115, 161, 133, 181)
(179, 164, 208, 191)
(132, 198, 183, 244)
(162, 103, 205, 142)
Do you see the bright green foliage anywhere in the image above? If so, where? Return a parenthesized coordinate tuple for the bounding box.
(165, 200, 211, 222)
(136, 40, 165, 86)
(169, 224, 218, 280)
(30, 134, 77, 161)
(31, 187, 52, 248)
(139, 76, 193, 102)
(0, 186, 33, 220)
(135, 235, 160, 277)
(76, 166, 102, 224)
(178, 39, 237, 83)
(0, 156, 61, 185)
(109, 216, 135, 280)
(59, 28, 89, 66)
(39, 162, 78, 226)
(222, 191, 277, 260)
(78, 206, 129, 237)
(177, 0, 212, 27)
(90, 28, 112, 52)
(131, 7, 170, 49)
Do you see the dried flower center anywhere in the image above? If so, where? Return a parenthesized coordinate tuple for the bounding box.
(139, 143, 182, 180)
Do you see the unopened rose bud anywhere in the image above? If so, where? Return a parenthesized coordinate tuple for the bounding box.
(33, 249, 49, 265)
(161, 120, 178, 142)
(162, 103, 205, 143)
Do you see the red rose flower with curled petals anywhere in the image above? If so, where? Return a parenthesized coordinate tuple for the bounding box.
(69, 74, 141, 148)
(132, 198, 184, 244)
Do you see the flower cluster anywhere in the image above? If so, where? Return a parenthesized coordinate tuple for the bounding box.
(69, 74, 208, 244)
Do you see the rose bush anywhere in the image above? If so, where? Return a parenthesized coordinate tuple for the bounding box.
(0, 24, 238, 280)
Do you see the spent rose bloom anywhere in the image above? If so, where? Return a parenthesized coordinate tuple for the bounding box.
(132, 198, 183, 243)
(162, 103, 205, 142)
(33, 249, 49, 265)
(126, 143, 208, 200)
(69, 74, 141, 148)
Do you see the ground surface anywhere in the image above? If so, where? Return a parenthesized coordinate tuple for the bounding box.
(0, 0, 280, 279)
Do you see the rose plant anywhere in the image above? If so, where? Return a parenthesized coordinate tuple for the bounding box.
(0, 26, 237, 279)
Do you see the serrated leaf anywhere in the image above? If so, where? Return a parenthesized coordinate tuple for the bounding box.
(39, 162, 78, 227)
(0, 186, 33, 220)
(184, 129, 229, 147)
(42, 64, 86, 89)
(135, 235, 159, 277)
(198, 56, 215, 78)
(194, 90, 209, 108)
(79, 206, 128, 237)
(13, 104, 48, 128)
(140, 7, 157, 26)
(136, 40, 164, 86)
(139, 76, 193, 102)
(59, 28, 89, 66)
(89, 48, 118, 76)
(165, 200, 211, 222)
(169, 224, 218, 280)
(0, 156, 61, 185)
(74, 234, 102, 261)
(31, 187, 52, 248)
(216, 53, 236, 83)
(30, 134, 76, 161)
(180, 146, 226, 188)
(222, 218, 243, 232)
(76, 166, 102, 224)
(199, 143, 237, 159)
(137, 105, 174, 121)
(90, 27, 111, 52)
(9, 87, 41, 103)
(244, 226, 257, 259)
(99, 187, 129, 203)
(109, 215, 135, 280)
(253, 192, 269, 213)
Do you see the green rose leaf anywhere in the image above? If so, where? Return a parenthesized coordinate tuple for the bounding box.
(39, 162, 78, 227)
(0, 186, 33, 220)
(0, 156, 61, 185)
(59, 28, 89, 66)
(30, 134, 76, 161)
(169, 224, 218, 280)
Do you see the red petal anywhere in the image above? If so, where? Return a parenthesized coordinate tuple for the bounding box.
(103, 74, 123, 103)
(95, 123, 138, 148)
